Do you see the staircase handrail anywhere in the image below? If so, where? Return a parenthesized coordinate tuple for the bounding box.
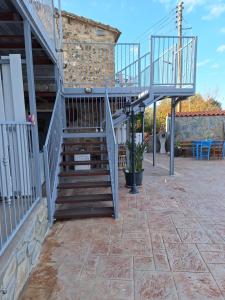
(116, 51, 150, 75)
(43, 90, 64, 224)
(105, 88, 119, 218)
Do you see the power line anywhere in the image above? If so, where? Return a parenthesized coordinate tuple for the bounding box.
(136, 14, 176, 42)
(134, 7, 176, 42)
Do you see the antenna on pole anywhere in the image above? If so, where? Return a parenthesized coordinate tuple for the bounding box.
(176, 1, 184, 112)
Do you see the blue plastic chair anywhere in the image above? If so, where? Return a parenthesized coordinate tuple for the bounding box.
(192, 141, 201, 160)
(199, 140, 212, 160)
(192, 141, 198, 159)
(222, 142, 225, 160)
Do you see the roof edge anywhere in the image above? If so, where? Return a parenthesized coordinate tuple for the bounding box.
(62, 10, 121, 42)
(168, 110, 225, 117)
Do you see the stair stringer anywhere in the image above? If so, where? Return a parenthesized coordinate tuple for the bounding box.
(113, 93, 164, 128)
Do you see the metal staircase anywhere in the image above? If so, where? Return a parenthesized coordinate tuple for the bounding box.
(55, 138, 114, 220)
(43, 35, 198, 222)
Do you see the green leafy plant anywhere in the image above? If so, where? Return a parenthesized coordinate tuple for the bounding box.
(175, 140, 181, 148)
(125, 141, 147, 173)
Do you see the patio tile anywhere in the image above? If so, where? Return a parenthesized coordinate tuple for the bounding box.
(171, 214, 201, 229)
(122, 220, 149, 234)
(207, 264, 225, 296)
(205, 230, 225, 244)
(173, 272, 224, 300)
(208, 263, 225, 278)
(165, 243, 208, 272)
(134, 256, 155, 271)
(197, 243, 225, 252)
(83, 255, 133, 280)
(151, 232, 165, 250)
(110, 238, 151, 256)
(177, 228, 212, 243)
(148, 213, 176, 232)
(109, 280, 134, 299)
(89, 240, 110, 255)
(50, 278, 111, 300)
(123, 210, 147, 223)
(134, 271, 178, 300)
(161, 231, 182, 244)
(21, 287, 52, 300)
(82, 256, 99, 277)
(153, 249, 170, 271)
(140, 198, 166, 211)
(24, 264, 58, 290)
(201, 251, 225, 264)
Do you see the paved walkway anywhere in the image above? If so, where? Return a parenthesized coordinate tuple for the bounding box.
(21, 155, 225, 300)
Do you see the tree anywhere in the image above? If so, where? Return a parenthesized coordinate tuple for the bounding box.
(143, 93, 223, 134)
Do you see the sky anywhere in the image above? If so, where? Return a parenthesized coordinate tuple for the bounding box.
(61, 0, 225, 107)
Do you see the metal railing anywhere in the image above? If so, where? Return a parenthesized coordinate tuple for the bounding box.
(43, 91, 63, 222)
(64, 96, 105, 131)
(0, 122, 39, 255)
(150, 35, 197, 89)
(104, 89, 119, 218)
(63, 42, 140, 88)
(64, 95, 133, 132)
(115, 52, 150, 88)
(22, 0, 55, 47)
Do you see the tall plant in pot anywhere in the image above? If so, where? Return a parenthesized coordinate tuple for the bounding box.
(124, 142, 146, 187)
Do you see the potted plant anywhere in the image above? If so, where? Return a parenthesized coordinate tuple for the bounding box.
(124, 142, 146, 187)
(174, 141, 182, 157)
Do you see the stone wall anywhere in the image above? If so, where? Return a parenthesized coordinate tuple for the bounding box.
(62, 15, 117, 87)
(0, 199, 48, 300)
(174, 116, 225, 141)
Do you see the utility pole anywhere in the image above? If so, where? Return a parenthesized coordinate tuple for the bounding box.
(176, 1, 184, 113)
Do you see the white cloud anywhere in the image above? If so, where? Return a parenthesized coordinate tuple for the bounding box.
(157, 0, 207, 12)
(197, 59, 210, 67)
(217, 45, 225, 53)
(202, 3, 225, 20)
(157, 0, 225, 21)
(211, 63, 220, 69)
(183, 0, 207, 13)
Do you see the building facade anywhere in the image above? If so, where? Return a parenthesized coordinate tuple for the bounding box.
(62, 11, 121, 87)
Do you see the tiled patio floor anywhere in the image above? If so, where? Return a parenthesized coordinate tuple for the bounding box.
(20, 155, 225, 300)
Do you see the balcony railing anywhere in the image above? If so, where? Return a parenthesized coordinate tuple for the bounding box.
(63, 36, 197, 94)
(150, 36, 197, 90)
(0, 122, 40, 255)
(17, 0, 61, 58)
(63, 42, 141, 88)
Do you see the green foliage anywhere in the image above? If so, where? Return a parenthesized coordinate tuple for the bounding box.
(175, 140, 181, 148)
(143, 93, 223, 135)
(126, 142, 147, 173)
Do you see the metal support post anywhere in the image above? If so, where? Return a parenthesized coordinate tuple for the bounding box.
(24, 20, 42, 198)
(153, 101, 157, 166)
(141, 111, 145, 144)
(170, 98, 176, 176)
(130, 109, 138, 194)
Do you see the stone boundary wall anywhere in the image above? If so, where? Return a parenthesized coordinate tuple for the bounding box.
(0, 199, 48, 300)
(174, 115, 225, 141)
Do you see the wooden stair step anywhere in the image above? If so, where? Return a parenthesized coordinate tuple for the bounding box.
(60, 160, 108, 166)
(56, 193, 112, 203)
(55, 207, 114, 220)
(61, 150, 107, 155)
(58, 181, 111, 189)
(59, 169, 110, 177)
(62, 141, 106, 146)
